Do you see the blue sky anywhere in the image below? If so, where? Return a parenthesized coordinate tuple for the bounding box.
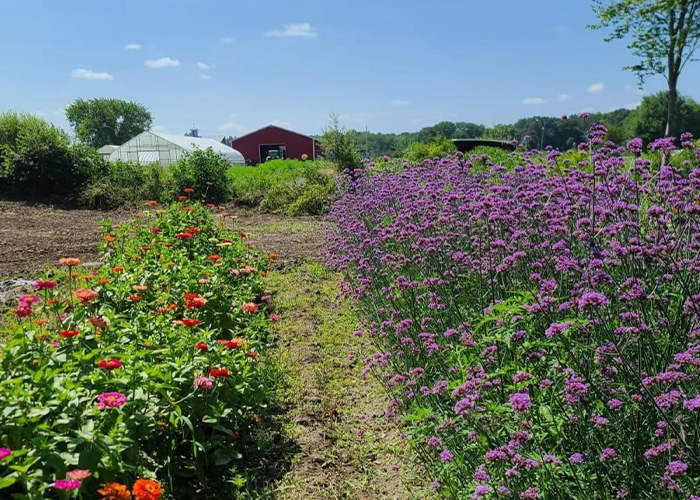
(3, 0, 699, 137)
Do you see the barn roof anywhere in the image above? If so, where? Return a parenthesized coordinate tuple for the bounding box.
(230, 124, 318, 142)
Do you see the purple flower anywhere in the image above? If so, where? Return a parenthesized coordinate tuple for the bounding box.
(510, 391, 532, 413)
(684, 395, 700, 410)
(627, 137, 643, 154)
(439, 449, 454, 462)
(577, 292, 610, 311)
(426, 437, 441, 447)
(599, 448, 617, 462)
(569, 453, 584, 464)
(665, 460, 688, 476)
(473, 485, 490, 499)
(521, 487, 539, 499)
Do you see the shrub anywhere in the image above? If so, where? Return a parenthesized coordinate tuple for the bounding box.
(329, 128, 700, 498)
(80, 161, 170, 209)
(171, 148, 231, 203)
(404, 136, 456, 162)
(0, 112, 104, 197)
(321, 114, 361, 172)
(0, 203, 274, 498)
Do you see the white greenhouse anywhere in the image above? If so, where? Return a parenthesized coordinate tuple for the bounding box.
(108, 131, 245, 166)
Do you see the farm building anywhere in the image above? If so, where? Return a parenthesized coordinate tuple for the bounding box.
(108, 130, 245, 166)
(228, 125, 320, 164)
(97, 145, 119, 158)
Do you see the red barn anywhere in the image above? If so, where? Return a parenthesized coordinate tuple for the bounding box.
(227, 125, 320, 164)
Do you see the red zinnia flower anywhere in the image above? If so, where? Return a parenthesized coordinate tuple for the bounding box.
(176, 233, 193, 240)
(186, 297, 208, 308)
(129, 295, 142, 302)
(209, 368, 229, 378)
(224, 338, 245, 349)
(182, 319, 202, 328)
(98, 358, 122, 370)
(241, 302, 259, 313)
(60, 329, 80, 338)
(184, 227, 200, 235)
(183, 293, 200, 300)
(195, 342, 208, 351)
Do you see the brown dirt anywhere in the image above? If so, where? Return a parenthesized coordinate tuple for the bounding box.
(0, 200, 129, 279)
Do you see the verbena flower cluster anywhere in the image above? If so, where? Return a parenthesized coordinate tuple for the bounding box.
(329, 129, 700, 498)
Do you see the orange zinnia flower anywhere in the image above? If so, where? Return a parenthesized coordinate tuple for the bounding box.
(182, 319, 202, 328)
(133, 284, 148, 291)
(74, 289, 99, 304)
(183, 293, 200, 300)
(59, 257, 81, 267)
(178, 195, 188, 201)
(183, 188, 195, 194)
(269, 253, 278, 263)
(129, 295, 142, 302)
(97, 279, 111, 285)
(103, 235, 116, 243)
(98, 482, 131, 500)
(183, 206, 194, 212)
(147, 200, 158, 206)
(112, 266, 125, 273)
(132, 479, 162, 500)
(206, 254, 220, 261)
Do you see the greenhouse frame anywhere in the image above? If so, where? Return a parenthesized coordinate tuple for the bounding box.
(108, 131, 245, 166)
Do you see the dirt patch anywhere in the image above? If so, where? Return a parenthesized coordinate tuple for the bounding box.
(228, 212, 329, 268)
(0, 200, 129, 279)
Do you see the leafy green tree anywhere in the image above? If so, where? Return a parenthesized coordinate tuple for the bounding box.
(321, 114, 361, 172)
(65, 98, 153, 148)
(591, 0, 700, 138)
(483, 124, 516, 141)
(170, 148, 231, 203)
(625, 91, 700, 144)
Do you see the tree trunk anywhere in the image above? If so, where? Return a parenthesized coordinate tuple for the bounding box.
(665, 75, 680, 139)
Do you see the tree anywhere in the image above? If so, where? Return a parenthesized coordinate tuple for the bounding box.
(590, 0, 700, 138)
(625, 90, 700, 144)
(321, 114, 361, 172)
(65, 98, 153, 148)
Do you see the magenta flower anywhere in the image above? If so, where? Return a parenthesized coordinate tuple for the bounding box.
(34, 280, 56, 290)
(0, 448, 11, 460)
(521, 488, 539, 499)
(96, 392, 127, 410)
(599, 448, 617, 462)
(439, 449, 454, 462)
(194, 374, 213, 390)
(53, 479, 82, 490)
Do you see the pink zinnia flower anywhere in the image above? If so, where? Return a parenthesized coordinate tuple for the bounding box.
(96, 392, 127, 410)
(195, 374, 213, 390)
(34, 280, 56, 290)
(53, 479, 82, 490)
(67, 469, 91, 481)
(0, 448, 11, 460)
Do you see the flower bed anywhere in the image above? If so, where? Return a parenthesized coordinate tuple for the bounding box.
(329, 130, 700, 498)
(0, 201, 274, 499)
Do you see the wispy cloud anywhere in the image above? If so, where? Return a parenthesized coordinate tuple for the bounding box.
(145, 57, 180, 68)
(221, 37, 234, 44)
(71, 68, 114, 80)
(200, 74, 212, 80)
(391, 99, 410, 107)
(265, 22, 317, 38)
(587, 81, 605, 94)
(218, 121, 245, 132)
(124, 43, 141, 50)
(196, 62, 210, 70)
(522, 97, 548, 105)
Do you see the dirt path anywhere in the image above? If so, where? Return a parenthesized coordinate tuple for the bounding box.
(228, 215, 424, 499)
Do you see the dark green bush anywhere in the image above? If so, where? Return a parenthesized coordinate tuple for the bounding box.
(80, 161, 170, 209)
(171, 148, 230, 202)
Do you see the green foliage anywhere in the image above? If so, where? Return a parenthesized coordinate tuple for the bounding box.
(483, 124, 517, 141)
(170, 148, 231, 203)
(404, 136, 456, 162)
(0, 203, 274, 498)
(80, 162, 170, 209)
(0, 112, 106, 197)
(626, 91, 700, 144)
(229, 159, 335, 215)
(65, 98, 153, 149)
(321, 114, 361, 172)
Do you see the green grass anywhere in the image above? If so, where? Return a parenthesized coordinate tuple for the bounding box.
(227, 160, 336, 215)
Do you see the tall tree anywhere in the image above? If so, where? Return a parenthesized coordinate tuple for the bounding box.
(590, 0, 700, 139)
(65, 98, 153, 148)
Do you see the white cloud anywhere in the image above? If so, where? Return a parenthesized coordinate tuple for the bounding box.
(124, 43, 141, 50)
(557, 94, 570, 102)
(200, 74, 212, 80)
(587, 82, 605, 94)
(145, 57, 180, 68)
(71, 68, 114, 80)
(196, 62, 210, 70)
(522, 97, 548, 105)
(218, 121, 245, 132)
(265, 22, 317, 38)
(391, 99, 410, 107)
(221, 37, 234, 44)
(623, 102, 641, 110)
